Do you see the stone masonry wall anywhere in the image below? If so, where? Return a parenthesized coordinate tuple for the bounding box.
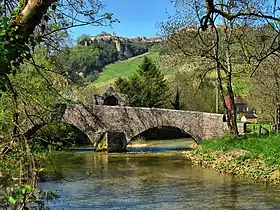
(61, 105, 244, 144)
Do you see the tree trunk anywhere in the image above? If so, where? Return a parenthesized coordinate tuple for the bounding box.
(0, 0, 56, 75)
(224, 20, 239, 136)
(221, 1, 239, 136)
(217, 66, 234, 132)
(225, 72, 239, 136)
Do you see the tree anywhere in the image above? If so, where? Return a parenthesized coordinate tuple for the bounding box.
(0, 0, 116, 86)
(0, 1, 116, 207)
(66, 45, 100, 76)
(159, 0, 277, 136)
(249, 55, 280, 121)
(170, 87, 181, 110)
(168, 70, 217, 112)
(0, 0, 116, 137)
(197, 0, 280, 128)
(77, 34, 92, 46)
(115, 56, 168, 107)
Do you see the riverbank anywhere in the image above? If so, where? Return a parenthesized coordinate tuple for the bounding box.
(182, 134, 280, 184)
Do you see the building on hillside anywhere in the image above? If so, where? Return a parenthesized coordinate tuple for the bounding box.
(91, 32, 114, 41)
(224, 95, 250, 114)
(180, 25, 197, 33)
(225, 95, 258, 122)
(235, 96, 249, 113)
(91, 32, 163, 43)
(240, 113, 258, 123)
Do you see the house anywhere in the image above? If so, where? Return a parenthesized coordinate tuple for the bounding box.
(241, 113, 258, 123)
(235, 96, 249, 113)
(224, 95, 249, 113)
(91, 32, 163, 43)
(91, 32, 113, 41)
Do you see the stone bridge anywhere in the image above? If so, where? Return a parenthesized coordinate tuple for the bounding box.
(54, 104, 244, 152)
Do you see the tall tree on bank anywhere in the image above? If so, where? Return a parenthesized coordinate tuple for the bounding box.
(161, 0, 280, 136)
(199, 0, 280, 129)
(170, 87, 181, 110)
(115, 56, 168, 107)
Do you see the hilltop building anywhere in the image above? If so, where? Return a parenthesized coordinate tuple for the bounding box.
(91, 32, 114, 41)
(91, 32, 163, 43)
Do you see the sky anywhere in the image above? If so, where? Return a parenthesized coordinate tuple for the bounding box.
(70, 0, 176, 40)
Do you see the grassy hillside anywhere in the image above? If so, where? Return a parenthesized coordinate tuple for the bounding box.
(93, 52, 159, 89)
(93, 51, 250, 96)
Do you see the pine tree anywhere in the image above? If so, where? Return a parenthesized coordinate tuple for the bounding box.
(170, 87, 181, 110)
(115, 56, 168, 107)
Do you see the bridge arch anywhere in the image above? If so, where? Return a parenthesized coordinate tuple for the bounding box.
(131, 126, 192, 140)
(104, 95, 119, 106)
(25, 121, 92, 148)
(127, 124, 201, 144)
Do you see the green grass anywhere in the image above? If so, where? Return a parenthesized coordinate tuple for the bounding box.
(246, 123, 273, 133)
(94, 52, 159, 88)
(199, 134, 280, 167)
(93, 51, 252, 97)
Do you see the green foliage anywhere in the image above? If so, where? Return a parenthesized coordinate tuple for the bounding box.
(0, 47, 66, 137)
(59, 36, 154, 83)
(0, 1, 118, 209)
(168, 71, 217, 112)
(198, 134, 280, 167)
(170, 87, 181, 110)
(245, 123, 273, 134)
(94, 52, 158, 87)
(32, 122, 90, 151)
(8, 185, 35, 205)
(63, 84, 98, 104)
(56, 45, 99, 80)
(0, 141, 52, 208)
(76, 34, 92, 45)
(120, 41, 154, 59)
(115, 56, 168, 107)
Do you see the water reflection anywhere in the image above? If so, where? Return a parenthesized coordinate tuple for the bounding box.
(40, 140, 280, 210)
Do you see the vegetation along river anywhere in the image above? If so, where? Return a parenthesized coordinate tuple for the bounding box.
(40, 139, 280, 209)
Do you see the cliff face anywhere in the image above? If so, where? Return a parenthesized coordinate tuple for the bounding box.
(89, 39, 154, 71)
(66, 38, 156, 83)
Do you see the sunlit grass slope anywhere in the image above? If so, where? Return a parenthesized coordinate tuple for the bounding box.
(93, 51, 251, 97)
(93, 52, 159, 88)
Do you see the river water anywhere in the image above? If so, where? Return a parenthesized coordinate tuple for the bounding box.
(40, 139, 280, 209)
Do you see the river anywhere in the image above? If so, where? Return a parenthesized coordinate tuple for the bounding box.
(39, 139, 280, 209)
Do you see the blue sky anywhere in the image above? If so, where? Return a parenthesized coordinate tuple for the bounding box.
(70, 0, 175, 40)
